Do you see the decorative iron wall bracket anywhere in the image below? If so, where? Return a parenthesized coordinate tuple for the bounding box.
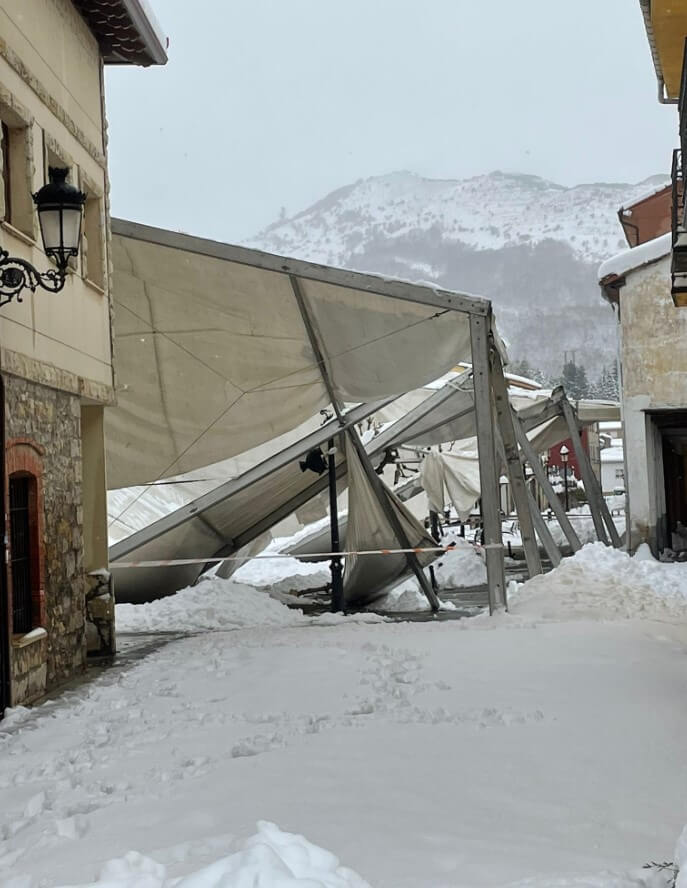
(0, 247, 66, 309)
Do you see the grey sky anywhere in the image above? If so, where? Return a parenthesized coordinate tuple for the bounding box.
(105, 0, 678, 243)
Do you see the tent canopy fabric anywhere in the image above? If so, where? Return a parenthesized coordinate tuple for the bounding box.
(109, 364, 620, 603)
(343, 438, 437, 606)
(108, 219, 481, 489)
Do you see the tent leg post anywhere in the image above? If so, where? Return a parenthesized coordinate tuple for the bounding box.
(511, 409, 582, 552)
(470, 313, 507, 613)
(558, 394, 620, 547)
(328, 435, 345, 613)
(527, 487, 562, 567)
(490, 344, 542, 578)
(345, 427, 441, 612)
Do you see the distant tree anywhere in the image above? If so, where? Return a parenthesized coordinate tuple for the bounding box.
(556, 360, 590, 399)
(508, 358, 546, 385)
(278, 205, 288, 223)
(592, 363, 619, 400)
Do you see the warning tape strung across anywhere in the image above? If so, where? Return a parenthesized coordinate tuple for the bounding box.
(110, 543, 464, 570)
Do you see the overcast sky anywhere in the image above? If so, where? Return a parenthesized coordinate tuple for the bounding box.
(105, 0, 678, 243)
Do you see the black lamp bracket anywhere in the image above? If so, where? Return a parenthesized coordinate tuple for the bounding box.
(0, 246, 66, 308)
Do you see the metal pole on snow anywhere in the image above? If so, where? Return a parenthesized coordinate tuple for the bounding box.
(327, 436, 345, 612)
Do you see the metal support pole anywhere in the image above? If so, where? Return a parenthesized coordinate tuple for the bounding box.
(327, 436, 344, 612)
(558, 395, 620, 546)
(490, 342, 542, 578)
(429, 509, 441, 542)
(511, 411, 581, 552)
(470, 313, 507, 613)
(526, 487, 561, 567)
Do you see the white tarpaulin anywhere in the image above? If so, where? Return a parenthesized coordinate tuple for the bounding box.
(420, 442, 482, 520)
(343, 437, 437, 606)
(108, 220, 477, 489)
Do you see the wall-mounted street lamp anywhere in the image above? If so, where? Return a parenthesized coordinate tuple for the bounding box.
(0, 167, 86, 309)
(560, 444, 570, 512)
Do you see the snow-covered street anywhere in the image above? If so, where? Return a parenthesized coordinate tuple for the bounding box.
(2, 544, 687, 887)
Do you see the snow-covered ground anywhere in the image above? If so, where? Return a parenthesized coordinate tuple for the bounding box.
(3, 544, 687, 887)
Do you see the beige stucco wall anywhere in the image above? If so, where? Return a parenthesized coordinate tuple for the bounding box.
(0, 0, 113, 400)
(621, 257, 687, 406)
(617, 255, 684, 550)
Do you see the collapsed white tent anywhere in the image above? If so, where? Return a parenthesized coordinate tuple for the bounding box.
(108, 220, 620, 613)
(108, 221, 513, 609)
(287, 384, 621, 567)
(108, 220, 476, 490)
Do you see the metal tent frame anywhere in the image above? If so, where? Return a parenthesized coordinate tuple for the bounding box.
(109, 221, 619, 614)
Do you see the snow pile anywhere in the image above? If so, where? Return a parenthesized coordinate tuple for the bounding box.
(231, 536, 330, 595)
(546, 505, 626, 548)
(55, 822, 371, 888)
(510, 542, 687, 620)
(116, 578, 309, 633)
(373, 536, 485, 611)
(435, 535, 487, 587)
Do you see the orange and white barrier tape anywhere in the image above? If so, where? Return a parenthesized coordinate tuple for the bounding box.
(110, 543, 464, 570)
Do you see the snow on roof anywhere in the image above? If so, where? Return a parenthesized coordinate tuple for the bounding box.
(598, 232, 671, 281)
(619, 179, 671, 213)
(601, 445, 624, 463)
(599, 420, 622, 430)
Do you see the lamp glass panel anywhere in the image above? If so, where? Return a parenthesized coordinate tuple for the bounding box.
(37, 208, 61, 253)
(60, 207, 83, 252)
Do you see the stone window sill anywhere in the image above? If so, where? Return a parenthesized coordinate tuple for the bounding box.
(1, 220, 36, 248)
(12, 627, 47, 648)
(83, 277, 105, 296)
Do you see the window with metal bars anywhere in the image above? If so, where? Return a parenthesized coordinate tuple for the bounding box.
(10, 476, 33, 635)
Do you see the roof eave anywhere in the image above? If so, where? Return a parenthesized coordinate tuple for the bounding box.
(119, 0, 167, 65)
(639, 0, 678, 103)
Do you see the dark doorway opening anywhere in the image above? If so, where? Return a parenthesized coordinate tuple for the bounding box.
(0, 375, 8, 714)
(650, 410, 687, 554)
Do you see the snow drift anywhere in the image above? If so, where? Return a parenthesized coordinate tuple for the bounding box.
(54, 821, 371, 888)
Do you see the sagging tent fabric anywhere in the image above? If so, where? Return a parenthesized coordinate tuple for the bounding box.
(108, 219, 477, 490)
(420, 442, 481, 520)
(287, 387, 620, 562)
(110, 364, 619, 603)
(343, 439, 437, 606)
(109, 400, 389, 602)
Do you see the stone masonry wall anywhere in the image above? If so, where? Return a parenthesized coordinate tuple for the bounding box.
(5, 374, 86, 698)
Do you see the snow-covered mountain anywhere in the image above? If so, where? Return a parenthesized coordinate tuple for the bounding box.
(250, 170, 668, 377)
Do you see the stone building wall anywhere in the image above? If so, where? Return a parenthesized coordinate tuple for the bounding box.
(5, 373, 86, 702)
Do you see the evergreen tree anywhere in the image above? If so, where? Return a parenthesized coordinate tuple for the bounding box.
(557, 360, 590, 399)
(592, 363, 619, 400)
(508, 359, 546, 385)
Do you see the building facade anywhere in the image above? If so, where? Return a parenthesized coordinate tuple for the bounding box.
(0, 0, 166, 711)
(591, 2, 687, 555)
